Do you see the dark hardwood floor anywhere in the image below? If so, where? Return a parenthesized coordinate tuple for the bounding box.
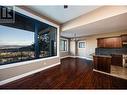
(0, 57, 127, 89)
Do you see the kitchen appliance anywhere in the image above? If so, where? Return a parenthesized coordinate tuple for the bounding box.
(123, 54, 127, 67)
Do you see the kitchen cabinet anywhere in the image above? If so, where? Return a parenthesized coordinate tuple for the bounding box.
(97, 38, 105, 48)
(93, 55, 111, 73)
(121, 34, 127, 42)
(111, 54, 123, 67)
(97, 36, 122, 48)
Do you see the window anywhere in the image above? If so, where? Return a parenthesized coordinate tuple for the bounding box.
(79, 42, 85, 48)
(0, 25, 57, 66)
(0, 25, 35, 65)
(0, 11, 57, 66)
(60, 39, 68, 51)
(39, 27, 57, 58)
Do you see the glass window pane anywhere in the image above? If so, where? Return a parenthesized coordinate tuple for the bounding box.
(64, 40, 67, 51)
(60, 39, 68, 51)
(39, 27, 57, 58)
(79, 42, 85, 48)
(0, 25, 35, 65)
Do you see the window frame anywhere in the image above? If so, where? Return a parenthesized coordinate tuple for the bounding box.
(78, 41, 86, 48)
(60, 38, 68, 52)
(0, 6, 60, 69)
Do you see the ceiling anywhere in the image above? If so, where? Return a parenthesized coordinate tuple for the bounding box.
(61, 13, 127, 38)
(1, 11, 51, 32)
(25, 6, 127, 38)
(27, 6, 100, 23)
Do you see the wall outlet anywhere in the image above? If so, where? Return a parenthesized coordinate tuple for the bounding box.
(44, 62, 46, 65)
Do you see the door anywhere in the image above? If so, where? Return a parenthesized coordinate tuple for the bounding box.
(70, 40, 76, 56)
(77, 41, 86, 57)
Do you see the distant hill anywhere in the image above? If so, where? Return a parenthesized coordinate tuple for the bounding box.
(0, 45, 34, 52)
(0, 45, 28, 49)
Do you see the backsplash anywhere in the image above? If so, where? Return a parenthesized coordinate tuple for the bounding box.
(95, 48, 127, 55)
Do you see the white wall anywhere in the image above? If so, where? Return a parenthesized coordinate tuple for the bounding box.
(0, 57, 60, 81)
(70, 31, 127, 59)
(77, 41, 86, 57)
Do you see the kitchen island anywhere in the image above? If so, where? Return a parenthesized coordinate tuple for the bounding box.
(93, 55, 111, 73)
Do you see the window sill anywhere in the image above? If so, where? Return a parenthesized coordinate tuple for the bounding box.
(0, 56, 59, 70)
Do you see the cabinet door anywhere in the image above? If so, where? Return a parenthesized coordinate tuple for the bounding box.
(108, 37, 122, 48)
(105, 38, 113, 48)
(97, 57, 111, 73)
(93, 56, 111, 73)
(93, 56, 98, 69)
(121, 35, 127, 42)
(111, 54, 122, 67)
(113, 37, 122, 48)
(97, 37, 122, 48)
(97, 38, 105, 48)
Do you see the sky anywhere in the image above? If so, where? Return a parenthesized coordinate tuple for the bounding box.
(0, 25, 34, 46)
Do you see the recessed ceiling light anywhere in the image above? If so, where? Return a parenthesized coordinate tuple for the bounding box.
(64, 5, 68, 9)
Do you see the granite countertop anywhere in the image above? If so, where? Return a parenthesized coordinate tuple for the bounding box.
(93, 54, 112, 58)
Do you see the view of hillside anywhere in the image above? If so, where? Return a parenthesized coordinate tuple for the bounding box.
(0, 45, 35, 65)
(0, 25, 35, 65)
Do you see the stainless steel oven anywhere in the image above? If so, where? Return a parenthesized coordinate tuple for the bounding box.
(123, 55, 127, 67)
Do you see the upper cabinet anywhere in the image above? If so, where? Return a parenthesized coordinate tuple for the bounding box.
(121, 34, 127, 42)
(97, 38, 105, 48)
(97, 36, 122, 48)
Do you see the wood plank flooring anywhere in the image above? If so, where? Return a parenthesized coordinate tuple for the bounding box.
(0, 57, 127, 89)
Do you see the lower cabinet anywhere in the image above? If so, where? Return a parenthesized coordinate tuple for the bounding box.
(93, 56, 111, 73)
(111, 54, 123, 67)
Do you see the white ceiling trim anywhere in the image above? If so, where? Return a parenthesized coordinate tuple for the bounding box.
(62, 6, 127, 32)
(61, 12, 127, 38)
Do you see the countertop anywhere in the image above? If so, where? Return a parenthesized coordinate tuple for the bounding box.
(93, 55, 112, 58)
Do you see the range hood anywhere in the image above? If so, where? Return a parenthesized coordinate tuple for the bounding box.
(123, 42, 127, 44)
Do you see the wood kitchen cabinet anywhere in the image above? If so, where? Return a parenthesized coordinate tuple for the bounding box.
(97, 38, 105, 48)
(93, 55, 111, 73)
(97, 36, 122, 48)
(111, 54, 123, 67)
(121, 34, 127, 42)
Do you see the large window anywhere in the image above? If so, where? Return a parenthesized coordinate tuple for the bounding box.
(0, 25, 57, 66)
(0, 25, 35, 65)
(60, 39, 68, 51)
(0, 11, 57, 66)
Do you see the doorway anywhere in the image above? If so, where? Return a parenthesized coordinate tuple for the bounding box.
(77, 41, 86, 57)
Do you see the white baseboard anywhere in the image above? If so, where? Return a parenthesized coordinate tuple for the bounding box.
(0, 62, 60, 86)
(60, 56, 70, 59)
(75, 56, 93, 60)
(60, 56, 93, 60)
(61, 56, 77, 58)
